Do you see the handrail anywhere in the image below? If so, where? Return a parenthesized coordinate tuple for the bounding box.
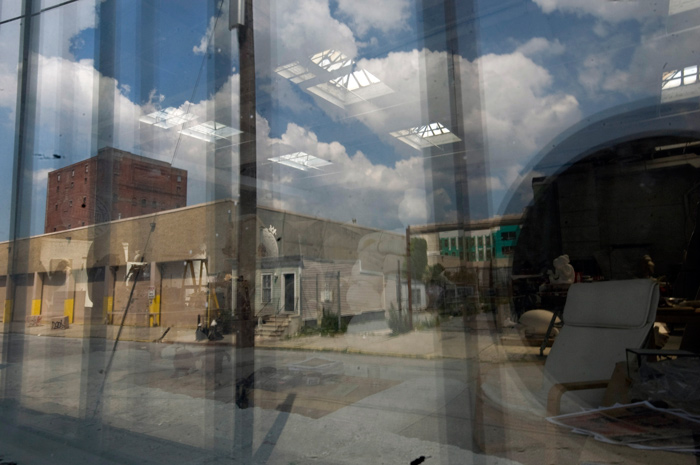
(255, 300, 273, 318)
(254, 297, 283, 318)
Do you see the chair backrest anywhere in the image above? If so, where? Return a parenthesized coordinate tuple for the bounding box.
(542, 279, 659, 410)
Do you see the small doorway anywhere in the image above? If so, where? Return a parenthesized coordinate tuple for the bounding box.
(284, 273, 295, 312)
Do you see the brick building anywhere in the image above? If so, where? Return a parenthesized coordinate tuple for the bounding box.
(45, 147, 187, 233)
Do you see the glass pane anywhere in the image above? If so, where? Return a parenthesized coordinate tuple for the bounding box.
(3, 1, 700, 464)
(0, 0, 21, 22)
(0, 20, 20, 241)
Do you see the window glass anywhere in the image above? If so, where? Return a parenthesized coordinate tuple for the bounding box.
(262, 273, 272, 303)
(2, 1, 699, 464)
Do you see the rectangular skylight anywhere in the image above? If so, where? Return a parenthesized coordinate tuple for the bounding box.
(274, 61, 316, 83)
(307, 69, 393, 107)
(310, 49, 353, 72)
(390, 122, 461, 150)
(139, 107, 197, 129)
(179, 121, 242, 143)
(268, 152, 332, 171)
(331, 69, 381, 91)
(663, 66, 699, 89)
(661, 65, 700, 102)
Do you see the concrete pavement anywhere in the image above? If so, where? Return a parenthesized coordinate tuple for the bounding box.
(2, 313, 633, 465)
(0, 324, 537, 465)
(7, 313, 546, 363)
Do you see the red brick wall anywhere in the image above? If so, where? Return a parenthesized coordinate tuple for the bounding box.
(45, 148, 187, 233)
(45, 158, 98, 233)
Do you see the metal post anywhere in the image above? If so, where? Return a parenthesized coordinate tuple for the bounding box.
(397, 259, 402, 315)
(406, 226, 413, 330)
(316, 273, 320, 324)
(337, 271, 341, 330)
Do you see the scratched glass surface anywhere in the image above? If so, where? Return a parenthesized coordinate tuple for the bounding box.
(1, 1, 699, 464)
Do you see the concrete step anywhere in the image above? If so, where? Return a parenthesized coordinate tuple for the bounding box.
(255, 316, 292, 339)
(257, 322, 288, 332)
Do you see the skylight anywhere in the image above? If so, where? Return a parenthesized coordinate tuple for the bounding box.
(307, 69, 393, 107)
(331, 69, 381, 91)
(663, 66, 698, 89)
(661, 65, 700, 102)
(274, 61, 315, 83)
(275, 50, 352, 82)
(310, 49, 352, 72)
(139, 107, 197, 129)
(390, 123, 461, 150)
(179, 121, 242, 143)
(268, 152, 332, 171)
(274, 49, 392, 107)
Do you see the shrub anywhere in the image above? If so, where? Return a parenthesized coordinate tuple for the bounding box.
(319, 308, 347, 335)
(386, 304, 411, 336)
(298, 325, 319, 336)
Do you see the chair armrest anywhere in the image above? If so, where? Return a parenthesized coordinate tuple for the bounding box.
(546, 379, 610, 417)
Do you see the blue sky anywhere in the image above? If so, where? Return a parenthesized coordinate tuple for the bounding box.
(0, 0, 695, 239)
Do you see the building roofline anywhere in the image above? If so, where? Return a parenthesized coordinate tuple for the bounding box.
(96, 147, 182, 170)
(47, 147, 183, 175)
(9, 198, 409, 243)
(410, 214, 524, 234)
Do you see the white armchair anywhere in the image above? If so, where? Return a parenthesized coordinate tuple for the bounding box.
(543, 279, 659, 415)
(481, 279, 659, 417)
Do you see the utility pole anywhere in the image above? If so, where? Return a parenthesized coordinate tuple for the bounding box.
(230, 2, 257, 463)
(232, 0, 257, 349)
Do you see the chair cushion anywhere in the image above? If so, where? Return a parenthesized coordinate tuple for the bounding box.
(519, 309, 561, 336)
(563, 279, 658, 329)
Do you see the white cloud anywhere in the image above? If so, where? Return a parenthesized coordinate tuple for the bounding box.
(479, 51, 581, 160)
(1, 36, 583, 232)
(355, 49, 442, 133)
(398, 188, 430, 227)
(339, 47, 580, 217)
(0, 31, 279, 233)
(263, 122, 428, 228)
(32, 168, 52, 184)
(193, 0, 360, 82)
(272, 122, 424, 190)
(515, 37, 565, 57)
(335, 0, 411, 36)
(193, 15, 217, 55)
(532, 0, 654, 23)
(14, 55, 141, 163)
(0, 2, 591, 233)
(271, 0, 358, 63)
(572, 27, 686, 100)
(355, 48, 580, 169)
(5, 54, 145, 235)
(0, 47, 245, 234)
(38, 0, 100, 59)
(470, 175, 505, 194)
(592, 20, 611, 37)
